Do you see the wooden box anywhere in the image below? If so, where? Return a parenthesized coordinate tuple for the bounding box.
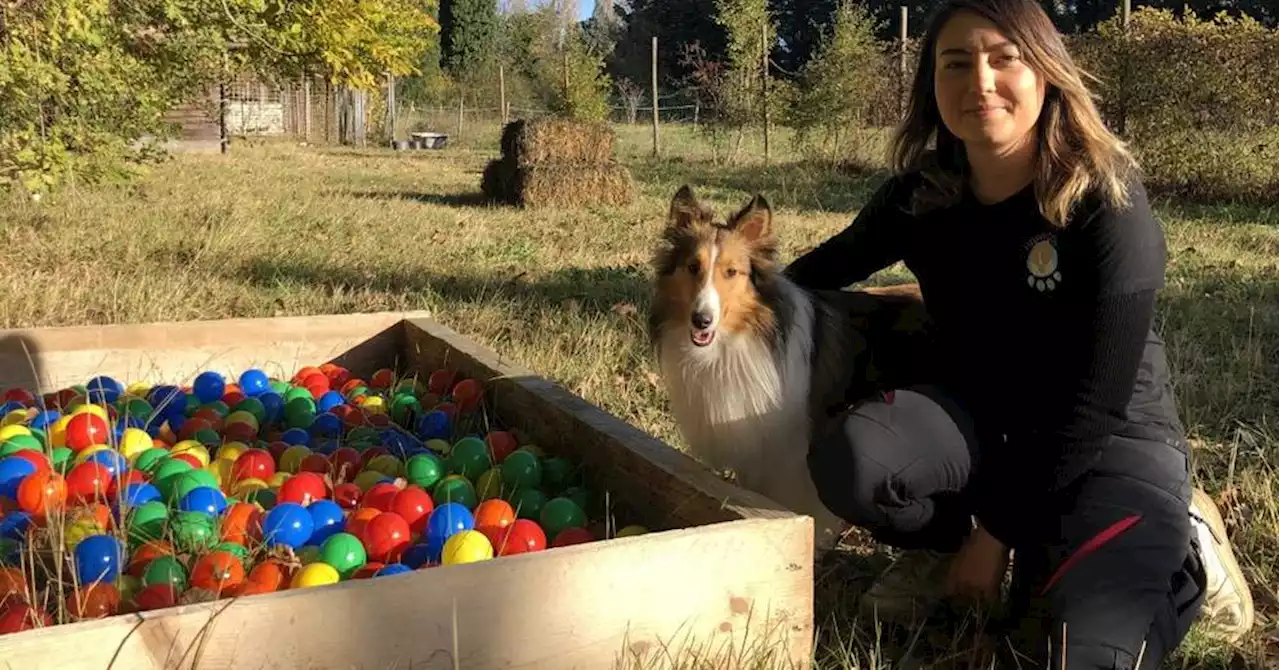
(0, 312, 814, 669)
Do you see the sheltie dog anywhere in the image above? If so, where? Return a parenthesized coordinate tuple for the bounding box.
(648, 185, 935, 552)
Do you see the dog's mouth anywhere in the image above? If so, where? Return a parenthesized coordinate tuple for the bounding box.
(690, 329, 716, 347)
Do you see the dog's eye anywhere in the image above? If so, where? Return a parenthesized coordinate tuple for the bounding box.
(724, 267, 739, 279)
(686, 261, 700, 275)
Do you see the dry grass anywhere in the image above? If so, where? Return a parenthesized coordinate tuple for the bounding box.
(501, 117, 619, 165)
(2, 124, 1275, 668)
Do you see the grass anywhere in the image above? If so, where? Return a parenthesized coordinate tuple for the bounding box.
(3, 120, 1276, 668)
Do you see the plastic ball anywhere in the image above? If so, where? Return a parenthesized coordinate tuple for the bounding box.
(232, 449, 275, 483)
(189, 550, 245, 595)
(244, 559, 289, 594)
(474, 499, 516, 534)
(333, 482, 362, 509)
(0, 456, 37, 499)
(126, 501, 170, 545)
(366, 454, 403, 478)
(168, 469, 220, 504)
(64, 461, 112, 504)
(474, 467, 504, 500)
(442, 529, 493, 565)
(320, 532, 367, 579)
(404, 453, 445, 490)
(507, 488, 548, 521)
(238, 369, 270, 397)
(448, 437, 491, 480)
(0, 511, 33, 541)
(192, 372, 226, 404)
(360, 512, 411, 563)
(415, 410, 450, 441)
(552, 527, 595, 548)
(539, 497, 588, 539)
(427, 369, 455, 396)
(179, 486, 228, 516)
(389, 487, 434, 534)
(361, 482, 400, 512)
(0, 603, 52, 633)
(496, 518, 546, 556)
(263, 502, 313, 549)
(290, 562, 340, 588)
(277, 471, 326, 506)
(67, 583, 121, 619)
(65, 412, 110, 453)
(134, 583, 179, 611)
(501, 450, 542, 490)
(433, 475, 478, 511)
(306, 499, 346, 545)
(74, 534, 122, 585)
(219, 502, 263, 545)
(170, 511, 217, 553)
(352, 469, 387, 492)
(375, 563, 413, 577)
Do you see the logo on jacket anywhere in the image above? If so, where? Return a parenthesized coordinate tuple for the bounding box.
(1026, 235, 1062, 292)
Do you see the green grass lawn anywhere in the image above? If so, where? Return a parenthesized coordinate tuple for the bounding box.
(3, 123, 1275, 668)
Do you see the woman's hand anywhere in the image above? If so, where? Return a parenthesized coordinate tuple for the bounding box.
(945, 524, 1010, 602)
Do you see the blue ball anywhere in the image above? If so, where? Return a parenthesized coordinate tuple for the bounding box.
(85, 376, 124, 404)
(262, 502, 314, 549)
(121, 482, 162, 508)
(258, 392, 284, 423)
(281, 427, 310, 447)
(192, 371, 226, 404)
(86, 449, 128, 478)
(147, 385, 184, 412)
(416, 410, 451, 440)
(424, 502, 474, 562)
(0, 511, 33, 541)
(74, 534, 122, 585)
(311, 438, 339, 456)
(375, 563, 413, 577)
(0, 457, 36, 499)
(399, 544, 433, 569)
(238, 369, 271, 397)
(306, 499, 346, 545)
(310, 413, 342, 438)
(0, 401, 24, 416)
(179, 486, 228, 516)
(316, 391, 345, 414)
(30, 410, 61, 431)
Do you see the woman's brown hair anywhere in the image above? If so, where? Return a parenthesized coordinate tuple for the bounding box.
(890, 0, 1139, 227)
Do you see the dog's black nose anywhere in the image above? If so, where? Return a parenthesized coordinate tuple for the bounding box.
(691, 311, 713, 329)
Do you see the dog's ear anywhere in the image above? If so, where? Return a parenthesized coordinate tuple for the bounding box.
(729, 194, 772, 242)
(667, 185, 707, 230)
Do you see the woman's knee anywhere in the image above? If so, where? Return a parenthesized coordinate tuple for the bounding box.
(807, 403, 907, 528)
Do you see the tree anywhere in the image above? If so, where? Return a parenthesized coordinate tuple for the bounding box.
(439, 0, 499, 77)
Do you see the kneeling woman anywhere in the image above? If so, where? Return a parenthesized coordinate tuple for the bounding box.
(785, 0, 1254, 666)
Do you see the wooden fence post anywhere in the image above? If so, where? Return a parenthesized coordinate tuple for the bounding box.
(651, 36, 659, 157)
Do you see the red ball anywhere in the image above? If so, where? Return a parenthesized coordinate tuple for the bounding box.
(223, 421, 257, 443)
(450, 378, 482, 413)
(341, 379, 366, 395)
(298, 453, 330, 475)
(8, 450, 50, 476)
(360, 512, 411, 563)
(435, 403, 459, 421)
(222, 391, 247, 407)
(301, 373, 329, 399)
(358, 447, 389, 469)
(361, 482, 399, 512)
(292, 366, 324, 385)
(107, 469, 147, 500)
(368, 414, 392, 428)
(328, 447, 362, 481)
(178, 417, 215, 442)
(65, 413, 110, 452)
(499, 519, 547, 556)
(389, 487, 434, 534)
(551, 527, 594, 548)
(133, 584, 179, 611)
(333, 483, 362, 509)
(485, 431, 517, 464)
(266, 441, 291, 463)
(0, 603, 52, 633)
(277, 471, 327, 506)
(352, 562, 384, 580)
(370, 369, 396, 390)
(171, 453, 203, 470)
(3, 388, 36, 407)
(427, 369, 455, 396)
(64, 461, 112, 505)
(325, 367, 351, 388)
(232, 449, 275, 483)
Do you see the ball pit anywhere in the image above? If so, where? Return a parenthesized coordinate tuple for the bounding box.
(0, 363, 647, 632)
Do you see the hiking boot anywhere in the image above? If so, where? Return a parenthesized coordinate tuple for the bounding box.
(859, 549, 954, 624)
(1189, 487, 1254, 642)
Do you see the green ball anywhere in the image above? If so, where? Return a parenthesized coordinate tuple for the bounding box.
(391, 394, 422, 426)
(347, 427, 380, 445)
(297, 545, 322, 565)
(183, 394, 201, 416)
(122, 398, 153, 421)
(539, 497, 588, 538)
(233, 397, 268, 426)
(269, 380, 290, 395)
(0, 434, 41, 457)
(27, 428, 47, 449)
(562, 486, 592, 515)
(449, 437, 491, 481)
(284, 398, 316, 429)
(405, 453, 445, 490)
(0, 537, 20, 566)
(243, 487, 277, 511)
(320, 532, 367, 579)
(193, 428, 222, 448)
(133, 448, 170, 474)
(50, 446, 73, 474)
(542, 456, 576, 493)
(202, 401, 231, 418)
(213, 541, 251, 562)
(433, 475, 478, 510)
(153, 459, 196, 500)
(395, 380, 419, 396)
(127, 501, 170, 545)
(283, 387, 314, 404)
(507, 488, 548, 521)
(142, 555, 188, 590)
(170, 511, 217, 553)
(345, 386, 370, 400)
(501, 450, 542, 491)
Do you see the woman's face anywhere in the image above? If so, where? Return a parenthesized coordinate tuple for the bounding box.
(933, 11, 1045, 154)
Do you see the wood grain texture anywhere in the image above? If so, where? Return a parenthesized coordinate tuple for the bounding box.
(403, 316, 801, 531)
(0, 311, 427, 394)
(0, 517, 813, 670)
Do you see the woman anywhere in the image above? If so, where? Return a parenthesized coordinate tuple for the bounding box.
(784, 0, 1254, 666)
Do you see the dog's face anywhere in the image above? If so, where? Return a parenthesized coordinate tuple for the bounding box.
(649, 185, 780, 350)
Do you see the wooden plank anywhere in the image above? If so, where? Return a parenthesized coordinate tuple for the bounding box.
(0, 516, 814, 670)
(0, 311, 428, 395)
(403, 317, 799, 532)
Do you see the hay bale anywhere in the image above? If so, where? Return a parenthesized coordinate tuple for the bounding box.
(504, 118, 616, 165)
(514, 163, 636, 208)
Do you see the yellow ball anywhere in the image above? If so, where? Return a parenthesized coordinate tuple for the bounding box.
(269, 471, 290, 489)
(75, 444, 112, 465)
(120, 428, 153, 462)
(68, 403, 108, 421)
(291, 562, 340, 588)
(442, 530, 493, 565)
(216, 442, 249, 463)
(615, 525, 649, 538)
(279, 445, 311, 474)
(233, 478, 269, 498)
(352, 469, 385, 492)
(206, 459, 234, 491)
(358, 396, 386, 415)
(126, 382, 152, 397)
(517, 444, 545, 458)
(170, 440, 210, 467)
(49, 415, 72, 448)
(0, 412, 28, 430)
(475, 468, 503, 501)
(425, 439, 451, 455)
(64, 516, 104, 552)
(366, 455, 402, 478)
(224, 411, 259, 433)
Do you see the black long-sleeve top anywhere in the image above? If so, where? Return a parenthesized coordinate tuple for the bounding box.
(784, 172, 1186, 548)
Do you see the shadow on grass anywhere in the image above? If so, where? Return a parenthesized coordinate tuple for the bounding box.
(340, 190, 496, 209)
(238, 257, 652, 322)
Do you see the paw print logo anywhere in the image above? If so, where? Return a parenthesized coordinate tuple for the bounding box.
(1026, 237, 1062, 292)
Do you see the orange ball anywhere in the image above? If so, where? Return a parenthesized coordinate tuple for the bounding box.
(370, 368, 395, 389)
(345, 507, 381, 540)
(127, 541, 175, 578)
(451, 379, 482, 412)
(67, 583, 120, 620)
(219, 502, 264, 545)
(190, 551, 245, 595)
(474, 499, 516, 534)
(243, 559, 290, 594)
(16, 471, 66, 519)
(0, 567, 27, 601)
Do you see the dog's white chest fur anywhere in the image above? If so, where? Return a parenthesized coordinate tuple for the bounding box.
(658, 281, 847, 550)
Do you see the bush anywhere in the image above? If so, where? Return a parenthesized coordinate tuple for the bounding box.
(1133, 128, 1278, 204)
